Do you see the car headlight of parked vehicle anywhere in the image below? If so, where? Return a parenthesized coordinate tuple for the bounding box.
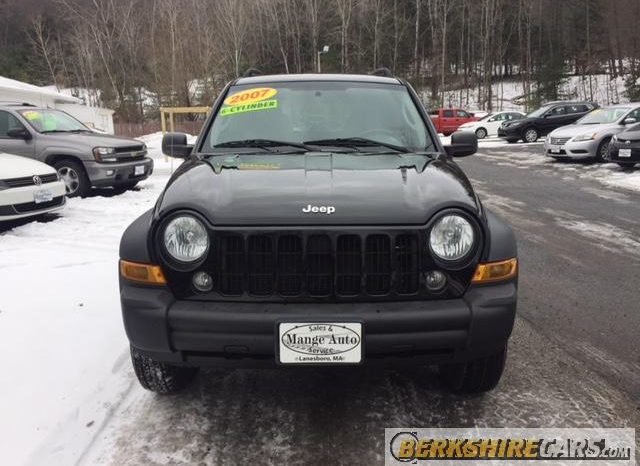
(572, 132, 597, 142)
(163, 215, 209, 263)
(429, 214, 475, 261)
(93, 147, 117, 162)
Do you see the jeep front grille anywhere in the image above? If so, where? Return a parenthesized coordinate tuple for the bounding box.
(214, 231, 421, 298)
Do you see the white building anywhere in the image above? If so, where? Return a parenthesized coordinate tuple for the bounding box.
(0, 76, 115, 134)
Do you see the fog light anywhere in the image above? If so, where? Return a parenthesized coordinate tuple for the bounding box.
(192, 271, 213, 292)
(425, 270, 447, 291)
(106, 170, 115, 176)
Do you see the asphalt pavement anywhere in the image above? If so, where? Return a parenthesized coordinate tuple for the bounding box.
(69, 142, 639, 466)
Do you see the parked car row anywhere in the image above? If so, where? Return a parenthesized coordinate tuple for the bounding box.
(441, 97, 639, 168)
(1, 102, 153, 223)
(543, 103, 640, 167)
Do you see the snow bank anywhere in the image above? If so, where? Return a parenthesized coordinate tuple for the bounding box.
(0, 137, 177, 465)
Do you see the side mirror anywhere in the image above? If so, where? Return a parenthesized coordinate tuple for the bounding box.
(7, 127, 32, 140)
(444, 131, 478, 157)
(162, 132, 193, 158)
(623, 118, 637, 125)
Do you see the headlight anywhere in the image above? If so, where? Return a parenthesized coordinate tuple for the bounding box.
(163, 215, 209, 263)
(429, 214, 475, 261)
(572, 132, 597, 142)
(93, 146, 117, 162)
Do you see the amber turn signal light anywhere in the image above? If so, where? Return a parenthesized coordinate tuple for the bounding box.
(472, 258, 518, 284)
(120, 260, 167, 285)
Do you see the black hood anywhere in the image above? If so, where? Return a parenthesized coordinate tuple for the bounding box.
(155, 153, 480, 226)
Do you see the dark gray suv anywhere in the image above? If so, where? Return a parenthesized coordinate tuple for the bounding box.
(0, 103, 153, 196)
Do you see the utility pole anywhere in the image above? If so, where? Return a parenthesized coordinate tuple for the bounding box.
(317, 45, 329, 73)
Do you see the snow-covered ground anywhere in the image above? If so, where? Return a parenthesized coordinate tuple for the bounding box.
(441, 135, 640, 194)
(0, 133, 188, 466)
(0, 132, 638, 465)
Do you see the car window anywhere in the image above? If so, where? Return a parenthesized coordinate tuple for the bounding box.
(508, 113, 523, 120)
(488, 113, 503, 122)
(443, 110, 454, 118)
(17, 109, 88, 133)
(569, 104, 588, 114)
(0, 111, 25, 138)
(625, 108, 640, 121)
(527, 105, 552, 118)
(205, 81, 435, 152)
(577, 107, 630, 124)
(548, 106, 566, 116)
(456, 110, 470, 118)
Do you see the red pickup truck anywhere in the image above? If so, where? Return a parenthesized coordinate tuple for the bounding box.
(429, 108, 478, 135)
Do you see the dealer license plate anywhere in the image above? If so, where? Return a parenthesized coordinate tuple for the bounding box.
(549, 144, 562, 153)
(134, 165, 145, 175)
(278, 322, 362, 364)
(619, 148, 632, 158)
(33, 189, 53, 204)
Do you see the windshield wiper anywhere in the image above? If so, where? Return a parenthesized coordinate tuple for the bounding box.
(304, 137, 409, 153)
(214, 139, 314, 152)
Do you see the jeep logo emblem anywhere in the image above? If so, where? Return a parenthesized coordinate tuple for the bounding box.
(302, 204, 335, 214)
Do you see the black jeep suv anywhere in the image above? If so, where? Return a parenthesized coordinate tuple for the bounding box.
(119, 73, 518, 394)
(498, 101, 598, 143)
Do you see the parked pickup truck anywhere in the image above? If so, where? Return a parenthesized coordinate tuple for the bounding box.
(429, 108, 478, 135)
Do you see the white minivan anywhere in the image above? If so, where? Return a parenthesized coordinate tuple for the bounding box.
(0, 153, 66, 221)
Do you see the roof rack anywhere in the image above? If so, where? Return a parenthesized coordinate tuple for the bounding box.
(370, 67, 394, 78)
(242, 68, 263, 78)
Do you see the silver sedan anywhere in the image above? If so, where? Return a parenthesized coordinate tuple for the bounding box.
(544, 104, 640, 162)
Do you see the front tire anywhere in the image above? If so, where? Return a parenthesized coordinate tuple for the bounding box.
(475, 128, 488, 139)
(595, 138, 611, 162)
(131, 346, 198, 394)
(54, 159, 90, 197)
(523, 128, 539, 143)
(439, 346, 507, 394)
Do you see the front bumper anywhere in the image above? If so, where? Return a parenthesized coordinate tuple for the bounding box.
(497, 126, 521, 140)
(84, 157, 154, 187)
(609, 145, 640, 164)
(0, 181, 66, 221)
(121, 281, 517, 367)
(544, 139, 597, 159)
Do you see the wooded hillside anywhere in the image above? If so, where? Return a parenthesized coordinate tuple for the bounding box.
(2, 0, 640, 121)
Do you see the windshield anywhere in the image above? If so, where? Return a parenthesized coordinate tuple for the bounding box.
(18, 109, 89, 133)
(526, 106, 552, 118)
(203, 81, 435, 152)
(577, 107, 631, 124)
